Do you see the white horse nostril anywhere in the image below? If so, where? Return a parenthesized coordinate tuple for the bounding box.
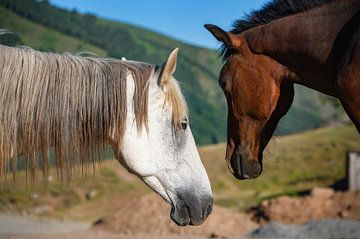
(203, 197, 213, 219)
(207, 200, 213, 217)
(170, 203, 191, 226)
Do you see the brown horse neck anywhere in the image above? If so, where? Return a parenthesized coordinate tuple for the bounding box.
(243, 0, 360, 97)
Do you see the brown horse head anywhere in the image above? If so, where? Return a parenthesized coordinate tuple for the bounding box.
(205, 24, 294, 179)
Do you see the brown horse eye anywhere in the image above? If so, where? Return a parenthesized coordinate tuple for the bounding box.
(219, 78, 226, 89)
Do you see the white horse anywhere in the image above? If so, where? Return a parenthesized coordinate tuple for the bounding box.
(0, 42, 213, 226)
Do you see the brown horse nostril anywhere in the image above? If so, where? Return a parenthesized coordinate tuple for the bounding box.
(244, 160, 262, 178)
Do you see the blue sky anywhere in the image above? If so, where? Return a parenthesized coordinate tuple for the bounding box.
(50, 0, 269, 49)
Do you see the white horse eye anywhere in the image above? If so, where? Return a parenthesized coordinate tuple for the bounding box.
(181, 120, 188, 130)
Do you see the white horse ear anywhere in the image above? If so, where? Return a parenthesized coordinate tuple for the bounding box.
(159, 48, 179, 86)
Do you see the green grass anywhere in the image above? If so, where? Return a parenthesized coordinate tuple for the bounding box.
(0, 161, 149, 221)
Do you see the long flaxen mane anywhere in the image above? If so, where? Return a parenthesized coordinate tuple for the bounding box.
(0, 44, 187, 183)
(221, 0, 335, 59)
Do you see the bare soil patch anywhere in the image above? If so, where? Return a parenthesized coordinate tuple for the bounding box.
(95, 194, 258, 238)
(250, 187, 360, 224)
(3, 188, 360, 239)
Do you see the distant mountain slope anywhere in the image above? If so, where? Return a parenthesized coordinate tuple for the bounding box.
(0, 0, 346, 144)
(0, 6, 106, 55)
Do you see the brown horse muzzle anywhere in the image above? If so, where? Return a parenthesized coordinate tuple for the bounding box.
(230, 147, 262, 179)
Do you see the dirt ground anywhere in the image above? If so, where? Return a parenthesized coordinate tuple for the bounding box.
(249, 187, 360, 224)
(0, 194, 257, 239)
(95, 194, 258, 238)
(2, 188, 360, 239)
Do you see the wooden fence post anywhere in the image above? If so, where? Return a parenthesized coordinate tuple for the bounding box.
(348, 151, 360, 191)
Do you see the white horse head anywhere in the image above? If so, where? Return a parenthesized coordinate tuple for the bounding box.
(110, 49, 213, 226)
(0, 43, 212, 226)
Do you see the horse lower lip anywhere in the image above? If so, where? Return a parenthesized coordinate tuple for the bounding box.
(170, 203, 209, 226)
(230, 152, 243, 178)
(170, 205, 191, 226)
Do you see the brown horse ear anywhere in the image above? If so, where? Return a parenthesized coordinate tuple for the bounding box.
(159, 48, 179, 86)
(204, 24, 242, 48)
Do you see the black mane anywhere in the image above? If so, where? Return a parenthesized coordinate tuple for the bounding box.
(222, 0, 334, 59)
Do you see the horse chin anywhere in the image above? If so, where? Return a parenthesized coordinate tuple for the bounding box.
(142, 176, 190, 226)
(142, 176, 172, 203)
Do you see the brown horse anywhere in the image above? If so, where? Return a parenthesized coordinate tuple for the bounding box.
(205, 0, 360, 179)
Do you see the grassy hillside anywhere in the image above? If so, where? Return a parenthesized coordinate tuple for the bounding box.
(276, 85, 345, 135)
(202, 124, 360, 210)
(0, 0, 346, 145)
(0, 6, 106, 55)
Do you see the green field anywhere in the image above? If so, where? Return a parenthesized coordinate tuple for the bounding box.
(203, 124, 360, 210)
